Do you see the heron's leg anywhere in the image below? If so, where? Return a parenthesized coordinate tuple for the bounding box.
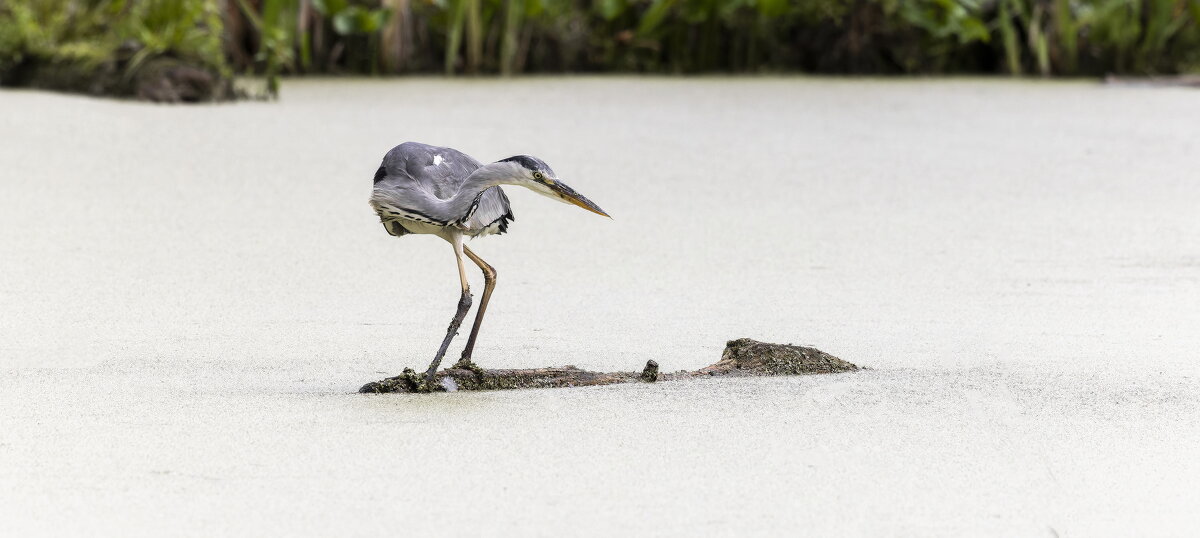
(424, 237, 472, 386)
(456, 245, 496, 369)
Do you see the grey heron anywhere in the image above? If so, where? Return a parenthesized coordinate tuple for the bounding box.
(369, 142, 609, 386)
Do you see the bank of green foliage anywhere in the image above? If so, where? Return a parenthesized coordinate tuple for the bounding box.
(228, 0, 1200, 77)
(3, 0, 1199, 89)
(0, 0, 229, 83)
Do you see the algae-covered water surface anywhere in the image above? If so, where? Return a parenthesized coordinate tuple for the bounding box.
(2, 79, 1198, 536)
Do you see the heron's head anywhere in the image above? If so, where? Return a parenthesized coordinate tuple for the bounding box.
(495, 155, 609, 218)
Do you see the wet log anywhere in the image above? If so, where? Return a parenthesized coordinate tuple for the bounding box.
(359, 338, 860, 394)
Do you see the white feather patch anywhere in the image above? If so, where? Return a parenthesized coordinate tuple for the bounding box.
(433, 155, 445, 166)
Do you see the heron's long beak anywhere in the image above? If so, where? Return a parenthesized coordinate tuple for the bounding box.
(551, 181, 610, 218)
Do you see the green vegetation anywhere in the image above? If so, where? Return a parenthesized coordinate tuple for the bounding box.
(225, 0, 1200, 77)
(0, 0, 228, 77)
(0, 0, 231, 99)
(3, 0, 1199, 99)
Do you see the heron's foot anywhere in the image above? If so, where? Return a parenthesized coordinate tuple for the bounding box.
(422, 367, 444, 391)
(452, 357, 486, 377)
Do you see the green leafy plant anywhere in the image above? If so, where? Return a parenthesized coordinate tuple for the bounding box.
(0, 0, 229, 85)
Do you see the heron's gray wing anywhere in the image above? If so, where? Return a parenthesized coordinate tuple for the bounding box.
(462, 186, 514, 236)
(377, 142, 482, 200)
(370, 142, 485, 230)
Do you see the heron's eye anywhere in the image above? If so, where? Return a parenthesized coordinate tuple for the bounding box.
(532, 171, 545, 181)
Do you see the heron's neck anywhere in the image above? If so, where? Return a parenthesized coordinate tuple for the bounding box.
(450, 162, 520, 205)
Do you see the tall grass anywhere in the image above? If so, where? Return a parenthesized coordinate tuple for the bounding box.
(226, 0, 1199, 77)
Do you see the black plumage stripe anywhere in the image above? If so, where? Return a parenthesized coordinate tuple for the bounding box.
(487, 210, 515, 235)
(499, 155, 541, 171)
(458, 190, 489, 224)
(389, 206, 449, 225)
(372, 165, 387, 183)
